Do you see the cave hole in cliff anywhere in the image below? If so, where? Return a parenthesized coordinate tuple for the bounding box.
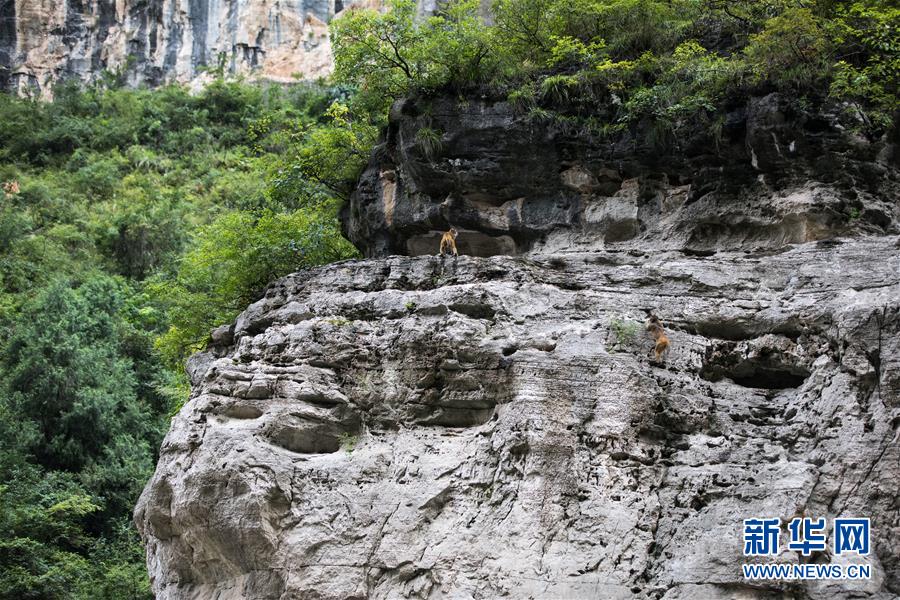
(222, 404, 264, 419)
(266, 419, 348, 454)
(729, 368, 808, 389)
(701, 362, 809, 390)
(448, 302, 497, 320)
(802, 117, 831, 133)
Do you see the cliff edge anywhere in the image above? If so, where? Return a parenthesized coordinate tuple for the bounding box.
(135, 93, 900, 599)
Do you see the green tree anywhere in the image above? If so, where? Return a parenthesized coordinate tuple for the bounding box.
(2, 277, 154, 484)
(285, 102, 379, 200)
(154, 207, 358, 369)
(332, 0, 493, 107)
(744, 8, 832, 91)
(332, 0, 429, 102)
(0, 77, 361, 599)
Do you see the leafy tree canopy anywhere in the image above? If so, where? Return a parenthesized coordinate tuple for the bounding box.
(331, 0, 899, 140)
(0, 77, 359, 598)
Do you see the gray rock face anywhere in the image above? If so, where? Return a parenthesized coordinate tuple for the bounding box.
(136, 234, 900, 598)
(1, 0, 339, 95)
(343, 94, 899, 258)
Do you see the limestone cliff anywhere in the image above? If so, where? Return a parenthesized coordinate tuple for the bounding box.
(0, 0, 345, 95)
(343, 94, 898, 257)
(135, 95, 900, 599)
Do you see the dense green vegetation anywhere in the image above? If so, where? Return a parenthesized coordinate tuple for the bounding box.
(0, 80, 358, 598)
(332, 0, 898, 142)
(1, 0, 896, 596)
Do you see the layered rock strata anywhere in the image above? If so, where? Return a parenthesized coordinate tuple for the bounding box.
(136, 235, 900, 599)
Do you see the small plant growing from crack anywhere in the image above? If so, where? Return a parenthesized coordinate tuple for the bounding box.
(325, 316, 350, 327)
(405, 300, 417, 312)
(481, 483, 494, 500)
(609, 317, 641, 352)
(338, 432, 358, 453)
(415, 126, 443, 160)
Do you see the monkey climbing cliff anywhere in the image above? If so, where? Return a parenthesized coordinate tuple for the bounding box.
(136, 92, 900, 599)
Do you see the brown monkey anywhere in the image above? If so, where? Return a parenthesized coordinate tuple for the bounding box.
(2, 180, 19, 195)
(646, 315, 670, 362)
(439, 227, 459, 257)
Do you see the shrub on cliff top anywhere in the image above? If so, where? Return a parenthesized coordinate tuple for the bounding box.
(329, 0, 899, 140)
(153, 206, 359, 369)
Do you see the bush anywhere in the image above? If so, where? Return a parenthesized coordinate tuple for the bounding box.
(154, 206, 359, 368)
(328, 0, 898, 141)
(609, 317, 641, 351)
(744, 8, 831, 91)
(415, 126, 444, 160)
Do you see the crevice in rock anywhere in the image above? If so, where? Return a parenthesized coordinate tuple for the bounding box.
(222, 404, 264, 419)
(264, 416, 356, 454)
(447, 302, 496, 320)
(731, 367, 809, 389)
(411, 406, 496, 427)
(702, 360, 809, 390)
(687, 318, 806, 341)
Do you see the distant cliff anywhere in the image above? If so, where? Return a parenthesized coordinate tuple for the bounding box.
(0, 0, 346, 95)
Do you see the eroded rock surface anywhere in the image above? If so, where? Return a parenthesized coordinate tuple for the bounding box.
(136, 236, 900, 599)
(1, 0, 348, 95)
(343, 94, 899, 258)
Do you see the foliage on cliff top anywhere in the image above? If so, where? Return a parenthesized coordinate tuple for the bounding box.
(331, 0, 898, 140)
